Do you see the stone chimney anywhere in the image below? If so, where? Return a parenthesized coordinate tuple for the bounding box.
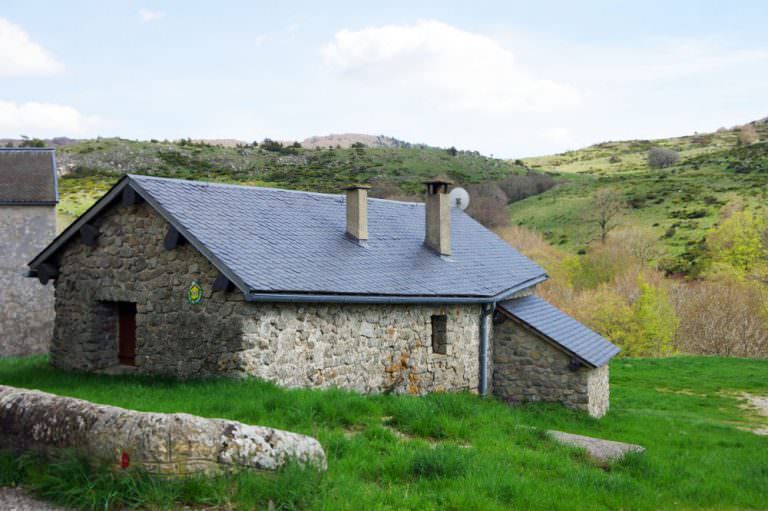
(344, 185, 370, 241)
(424, 179, 452, 256)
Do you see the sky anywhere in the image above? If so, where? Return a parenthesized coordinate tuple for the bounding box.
(1, 1, 767, 157)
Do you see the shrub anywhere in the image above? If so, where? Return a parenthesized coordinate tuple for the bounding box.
(673, 279, 768, 357)
(647, 147, 679, 168)
(738, 124, 759, 145)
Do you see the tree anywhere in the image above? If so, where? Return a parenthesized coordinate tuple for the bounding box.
(631, 280, 678, 356)
(609, 227, 663, 264)
(705, 210, 766, 277)
(588, 188, 625, 243)
(446, 146, 458, 157)
(261, 138, 283, 152)
(19, 138, 46, 148)
(647, 147, 679, 168)
(738, 124, 759, 145)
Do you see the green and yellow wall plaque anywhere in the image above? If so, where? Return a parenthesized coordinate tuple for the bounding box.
(187, 280, 203, 304)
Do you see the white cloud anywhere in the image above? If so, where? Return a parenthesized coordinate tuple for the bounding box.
(139, 9, 164, 23)
(0, 17, 62, 77)
(321, 20, 582, 114)
(0, 101, 102, 137)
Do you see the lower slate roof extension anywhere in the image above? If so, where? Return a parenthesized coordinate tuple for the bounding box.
(29, 174, 548, 303)
(498, 295, 620, 368)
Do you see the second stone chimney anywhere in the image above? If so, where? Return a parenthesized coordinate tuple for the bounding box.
(344, 185, 370, 241)
(424, 179, 452, 256)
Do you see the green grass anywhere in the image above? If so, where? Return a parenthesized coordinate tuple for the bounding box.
(1, 356, 766, 510)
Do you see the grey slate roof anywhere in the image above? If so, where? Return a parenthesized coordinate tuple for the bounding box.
(0, 149, 57, 204)
(498, 295, 620, 367)
(126, 175, 547, 300)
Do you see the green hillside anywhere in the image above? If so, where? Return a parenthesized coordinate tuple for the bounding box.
(512, 121, 768, 273)
(56, 138, 524, 226)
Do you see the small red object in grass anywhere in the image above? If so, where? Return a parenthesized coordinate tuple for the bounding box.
(120, 451, 130, 469)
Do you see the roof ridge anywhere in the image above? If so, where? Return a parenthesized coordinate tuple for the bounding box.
(0, 148, 55, 152)
(127, 174, 424, 207)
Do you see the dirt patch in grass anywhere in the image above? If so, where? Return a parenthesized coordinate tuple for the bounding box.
(740, 393, 768, 436)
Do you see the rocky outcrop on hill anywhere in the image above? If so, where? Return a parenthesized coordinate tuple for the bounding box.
(301, 133, 418, 149)
(0, 385, 326, 475)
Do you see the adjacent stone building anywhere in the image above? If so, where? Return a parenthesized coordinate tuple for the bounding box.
(0, 148, 57, 356)
(28, 175, 619, 417)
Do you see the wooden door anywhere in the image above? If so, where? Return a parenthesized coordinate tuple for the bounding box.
(117, 302, 137, 366)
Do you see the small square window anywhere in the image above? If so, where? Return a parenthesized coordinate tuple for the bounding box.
(431, 315, 448, 354)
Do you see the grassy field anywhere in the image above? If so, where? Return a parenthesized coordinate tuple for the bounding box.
(55, 138, 523, 227)
(512, 122, 768, 272)
(1, 356, 766, 510)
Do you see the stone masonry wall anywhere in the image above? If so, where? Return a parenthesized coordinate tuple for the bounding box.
(492, 318, 609, 418)
(53, 202, 482, 394)
(0, 206, 55, 356)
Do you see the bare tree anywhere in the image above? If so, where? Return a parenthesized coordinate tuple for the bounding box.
(648, 147, 679, 168)
(589, 188, 625, 243)
(673, 280, 768, 358)
(498, 172, 556, 202)
(609, 227, 663, 264)
(466, 183, 510, 228)
(738, 124, 759, 145)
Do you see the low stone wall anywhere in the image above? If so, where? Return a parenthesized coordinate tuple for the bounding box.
(492, 318, 610, 418)
(0, 205, 55, 356)
(0, 385, 326, 475)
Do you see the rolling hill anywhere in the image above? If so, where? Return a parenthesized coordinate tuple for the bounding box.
(512, 119, 768, 273)
(53, 137, 525, 226)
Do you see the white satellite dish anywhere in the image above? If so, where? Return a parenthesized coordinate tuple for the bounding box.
(449, 187, 470, 210)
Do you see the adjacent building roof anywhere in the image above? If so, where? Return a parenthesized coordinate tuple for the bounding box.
(0, 148, 57, 205)
(498, 295, 620, 367)
(30, 175, 547, 303)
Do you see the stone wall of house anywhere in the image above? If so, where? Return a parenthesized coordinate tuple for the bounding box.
(52, 202, 482, 394)
(492, 318, 610, 418)
(219, 300, 481, 394)
(0, 205, 55, 356)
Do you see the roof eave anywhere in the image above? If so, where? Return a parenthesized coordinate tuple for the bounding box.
(0, 201, 58, 206)
(244, 274, 548, 305)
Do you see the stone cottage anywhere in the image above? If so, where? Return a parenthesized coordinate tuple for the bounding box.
(28, 175, 619, 417)
(0, 148, 57, 356)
